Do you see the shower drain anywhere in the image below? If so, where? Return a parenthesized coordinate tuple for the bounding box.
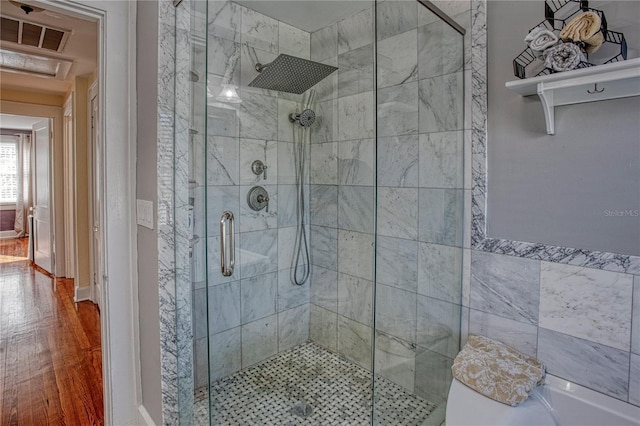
(291, 401, 313, 418)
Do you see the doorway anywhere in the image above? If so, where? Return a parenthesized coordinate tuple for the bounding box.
(0, 0, 139, 422)
(0, 113, 55, 273)
(0, 7, 104, 418)
(0, 114, 39, 242)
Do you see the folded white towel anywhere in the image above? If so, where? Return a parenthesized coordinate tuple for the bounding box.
(525, 26, 559, 57)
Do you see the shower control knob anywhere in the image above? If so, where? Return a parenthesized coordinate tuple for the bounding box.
(247, 186, 270, 213)
(257, 194, 269, 213)
(251, 160, 268, 180)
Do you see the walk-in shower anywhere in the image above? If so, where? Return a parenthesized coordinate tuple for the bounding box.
(175, 0, 467, 423)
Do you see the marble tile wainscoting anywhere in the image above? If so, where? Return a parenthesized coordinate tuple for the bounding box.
(466, 251, 640, 405)
(466, 0, 640, 408)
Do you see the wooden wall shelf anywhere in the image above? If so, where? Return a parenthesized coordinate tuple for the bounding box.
(506, 58, 640, 135)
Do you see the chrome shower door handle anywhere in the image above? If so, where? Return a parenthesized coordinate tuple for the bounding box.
(219, 211, 235, 277)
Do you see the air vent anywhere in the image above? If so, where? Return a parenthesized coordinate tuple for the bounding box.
(1, 17, 19, 43)
(0, 15, 69, 52)
(0, 47, 73, 80)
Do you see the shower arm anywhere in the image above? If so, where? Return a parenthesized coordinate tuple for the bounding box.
(254, 62, 272, 73)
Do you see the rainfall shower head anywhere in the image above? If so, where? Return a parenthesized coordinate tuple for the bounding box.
(249, 54, 338, 94)
(290, 109, 316, 128)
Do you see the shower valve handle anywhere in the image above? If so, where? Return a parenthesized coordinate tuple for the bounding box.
(251, 160, 267, 180)
(247, 186, 270, 213)
(257, 194, 269, 213)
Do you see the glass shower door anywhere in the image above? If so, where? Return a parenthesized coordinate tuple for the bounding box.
(200, 1, 375, 423)
(373, 1, 466, 424)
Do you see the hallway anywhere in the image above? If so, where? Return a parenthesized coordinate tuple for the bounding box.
(0, 238, 103, 425)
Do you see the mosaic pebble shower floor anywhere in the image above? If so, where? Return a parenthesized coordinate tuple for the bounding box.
(194, 342, 437, 425)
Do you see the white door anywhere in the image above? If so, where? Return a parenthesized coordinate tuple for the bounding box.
(91, 93, 103, 307)
(32, 119, 53, 274)
(63, 105, 76, 278)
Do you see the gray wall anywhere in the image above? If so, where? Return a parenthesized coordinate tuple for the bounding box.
(136, 0, 162, 423)
(487, 0, 640, 256)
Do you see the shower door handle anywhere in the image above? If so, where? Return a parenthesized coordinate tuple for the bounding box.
(219, 211, 235, 277)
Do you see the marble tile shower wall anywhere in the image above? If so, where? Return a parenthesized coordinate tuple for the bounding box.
(191, 0, 313, 389)
(308, 0, 471, 404)
(307, 4, 376, 377)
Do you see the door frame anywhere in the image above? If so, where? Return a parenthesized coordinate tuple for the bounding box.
(25, 0, 140, 424)
(0, 101, 63, 277)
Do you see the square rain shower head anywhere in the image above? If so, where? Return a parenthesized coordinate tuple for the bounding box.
(248, 54, 338, 95)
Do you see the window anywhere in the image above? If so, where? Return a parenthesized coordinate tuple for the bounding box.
(0, 138, 18, 204)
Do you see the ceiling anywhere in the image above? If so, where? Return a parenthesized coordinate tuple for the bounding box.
(234, 0, 372, 33)
(0, 112, 41, 129)
(0, 0, 98, 95)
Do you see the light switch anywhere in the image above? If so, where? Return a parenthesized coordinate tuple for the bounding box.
(136, 199, 154, 229)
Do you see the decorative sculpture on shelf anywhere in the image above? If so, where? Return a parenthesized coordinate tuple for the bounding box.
(513, 0, 627, 79)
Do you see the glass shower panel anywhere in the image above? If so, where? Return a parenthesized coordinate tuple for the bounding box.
(373, 1, 465, 425)
(188, 1, 209, 424)
(197, 1, 378, 424)
(176, 0, 208, 423)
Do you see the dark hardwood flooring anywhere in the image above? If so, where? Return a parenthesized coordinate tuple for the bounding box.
(0, 238, 103, 425)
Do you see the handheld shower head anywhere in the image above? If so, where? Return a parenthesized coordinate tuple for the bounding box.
(289, 109, 316, 128)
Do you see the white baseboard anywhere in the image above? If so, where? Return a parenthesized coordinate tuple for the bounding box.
(74, 285, 92, 302)
(0, 230, 18, 239)
(137, 405, 157, 426)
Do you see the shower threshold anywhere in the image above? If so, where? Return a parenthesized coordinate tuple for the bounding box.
(193, 342, 438, 425)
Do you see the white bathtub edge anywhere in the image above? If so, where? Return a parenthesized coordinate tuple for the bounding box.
(543, 374, 640, 424)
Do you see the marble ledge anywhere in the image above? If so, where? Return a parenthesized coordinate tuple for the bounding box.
(474, 238, 640, 275)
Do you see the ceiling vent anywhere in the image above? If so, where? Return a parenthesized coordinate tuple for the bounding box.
(0, 47, 73, 80)
(0, 15, 69, 52)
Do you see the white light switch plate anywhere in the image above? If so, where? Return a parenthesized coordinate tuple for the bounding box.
(136, 199, 154, 229)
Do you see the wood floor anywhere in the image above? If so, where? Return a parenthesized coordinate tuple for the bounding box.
(0, 238, 103, 425)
